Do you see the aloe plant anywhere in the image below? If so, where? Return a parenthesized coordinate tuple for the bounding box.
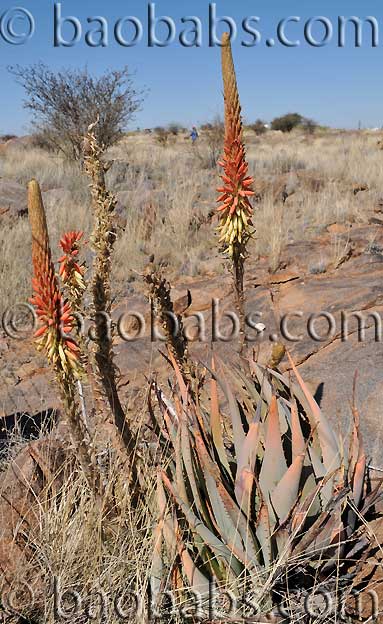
(150, 352, 380, 615)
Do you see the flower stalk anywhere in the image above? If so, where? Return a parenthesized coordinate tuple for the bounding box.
(28, 179, 101, 496)
(83, 122, 136, 459)
(217, 33, 255, 352)
(143, 257, 199, 393)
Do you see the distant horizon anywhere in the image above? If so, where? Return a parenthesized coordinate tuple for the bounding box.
(4, 120, 383, 137)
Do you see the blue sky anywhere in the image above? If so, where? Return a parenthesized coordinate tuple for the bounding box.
(1, 0, 383, 134)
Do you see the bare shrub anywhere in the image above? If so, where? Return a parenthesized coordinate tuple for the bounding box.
(8, 64, 144, 160)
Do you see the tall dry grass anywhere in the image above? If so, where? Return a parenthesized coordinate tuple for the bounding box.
(2, 449, 156, 624)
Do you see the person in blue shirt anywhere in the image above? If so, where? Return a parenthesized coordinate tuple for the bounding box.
(190, 126, 199, 144)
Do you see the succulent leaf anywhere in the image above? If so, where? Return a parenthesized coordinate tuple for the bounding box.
(259, 396, 288, 504)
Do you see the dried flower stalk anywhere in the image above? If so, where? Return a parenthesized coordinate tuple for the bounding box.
(144, 258, 202, 395)
(83, 123, 136, 457)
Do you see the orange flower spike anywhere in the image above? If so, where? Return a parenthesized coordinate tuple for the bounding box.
(216, 33, 255, 258)
(58, 230, 87, 305)
(27, 180, 81, 378)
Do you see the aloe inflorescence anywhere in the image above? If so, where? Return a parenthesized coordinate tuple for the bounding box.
(217, 33, 255, 258)
(28, 179, 100, 495)
(217, 33, 255, 352)
(28, 180, 81, 377)
(58, 230, 87, 310)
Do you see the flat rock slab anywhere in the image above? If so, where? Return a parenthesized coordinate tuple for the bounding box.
(298, 327, 383, 462)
